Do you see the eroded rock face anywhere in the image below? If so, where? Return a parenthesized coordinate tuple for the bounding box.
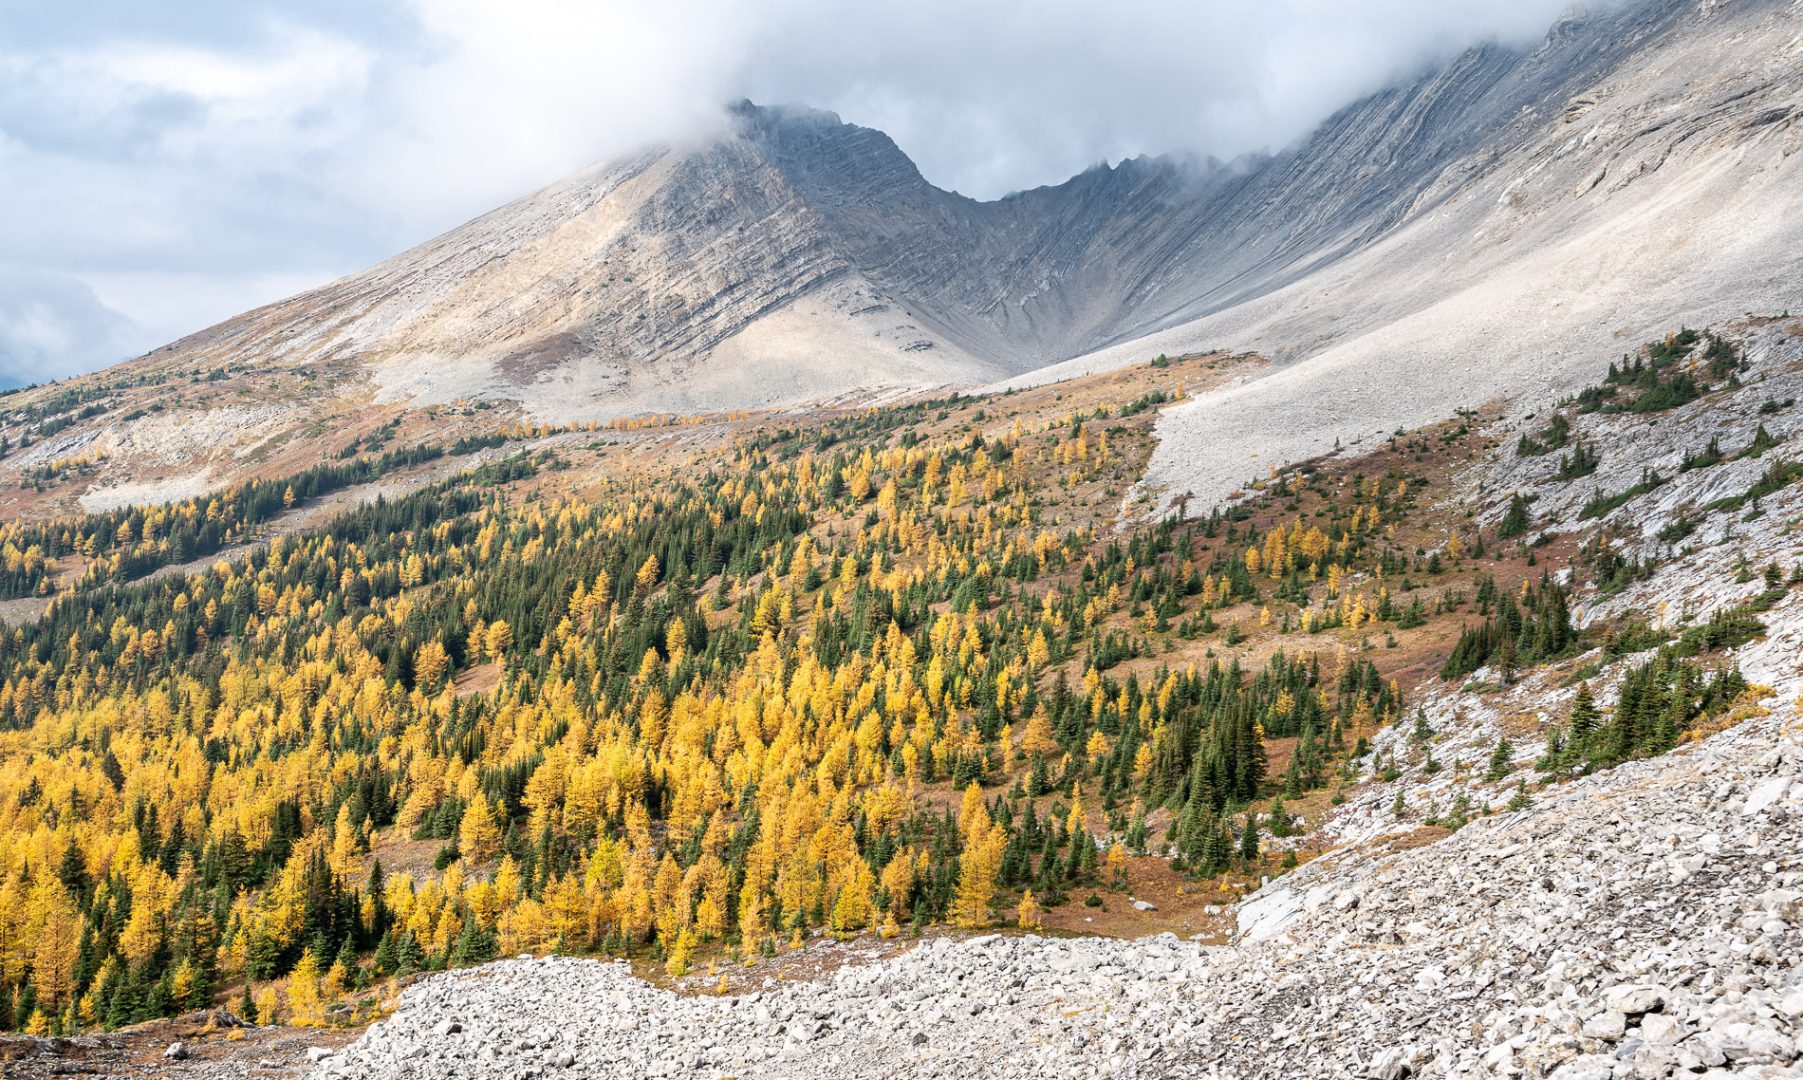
(314, 712, 1802, 1080)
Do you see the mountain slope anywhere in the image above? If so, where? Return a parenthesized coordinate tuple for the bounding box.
(307, 710, 1803, 1080)
(150, 120, 1005, 417)
(1037, 0, 1803, 509)
(84, 0, 1773, 420)
(3, 0, 1800, 520)
(2, 312, 1801, 1073)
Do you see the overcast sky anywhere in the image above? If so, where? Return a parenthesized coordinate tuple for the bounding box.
(0, 0, 1591, 385)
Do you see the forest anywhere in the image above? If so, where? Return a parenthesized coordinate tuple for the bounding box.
(0, 347, 1771, 1037)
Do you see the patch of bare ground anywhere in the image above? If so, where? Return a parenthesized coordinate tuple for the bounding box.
(0, 595, 52, 627)
(1039, 855, 1238, 943)
(0, 1009, 357, 1079)
(365, 828, 454, 883)
(452, 661, 502, 696)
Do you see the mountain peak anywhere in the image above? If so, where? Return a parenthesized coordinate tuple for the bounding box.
(727, 98, 848, 133)
(721, 98, 939, 214)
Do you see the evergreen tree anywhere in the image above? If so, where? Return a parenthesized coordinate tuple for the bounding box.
(451, 916, 498, 968)
(1498, 494, 1531, 539)
(1268, 796, 1292, 838)
(1485, 738, 1514, 782)
(1237, 813, 1260, 864)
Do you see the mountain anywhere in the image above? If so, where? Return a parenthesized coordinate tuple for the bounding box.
(2, 0, 1799, 516)
(4, 0, 1803, 1067)
(1067, 0, 1803, 507)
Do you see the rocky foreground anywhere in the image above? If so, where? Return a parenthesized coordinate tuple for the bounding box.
(310, 711, 1803, 1080)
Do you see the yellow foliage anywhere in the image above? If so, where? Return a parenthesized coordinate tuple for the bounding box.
(1017, 889, 1043, 930)
(286, 952, 325, 1027)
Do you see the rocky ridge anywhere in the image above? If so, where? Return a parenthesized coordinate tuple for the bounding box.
(1082, 0, 1803, 511)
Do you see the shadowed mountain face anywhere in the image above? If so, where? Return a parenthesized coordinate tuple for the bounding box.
(674, 0, 1697, 372)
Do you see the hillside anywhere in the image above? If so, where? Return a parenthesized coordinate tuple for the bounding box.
(301, 320, 1803, 1080)
(312, 709, 1803, 1079)
(0, 317, 1797, 1078)
(0, 0, 1800, 1074)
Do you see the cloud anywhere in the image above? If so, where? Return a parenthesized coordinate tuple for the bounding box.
(0, 269, 140, 386)
(365, 0, 1588, 204)
(1, 0, 1605, 379)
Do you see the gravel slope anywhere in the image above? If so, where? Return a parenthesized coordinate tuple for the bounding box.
(310, 709, 1803, 1080)
(1016, 0, 1803, 512)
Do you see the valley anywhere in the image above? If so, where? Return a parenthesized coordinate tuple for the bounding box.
(0, 0, 1799, 1075)
(0, 318, 1799, 1077)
